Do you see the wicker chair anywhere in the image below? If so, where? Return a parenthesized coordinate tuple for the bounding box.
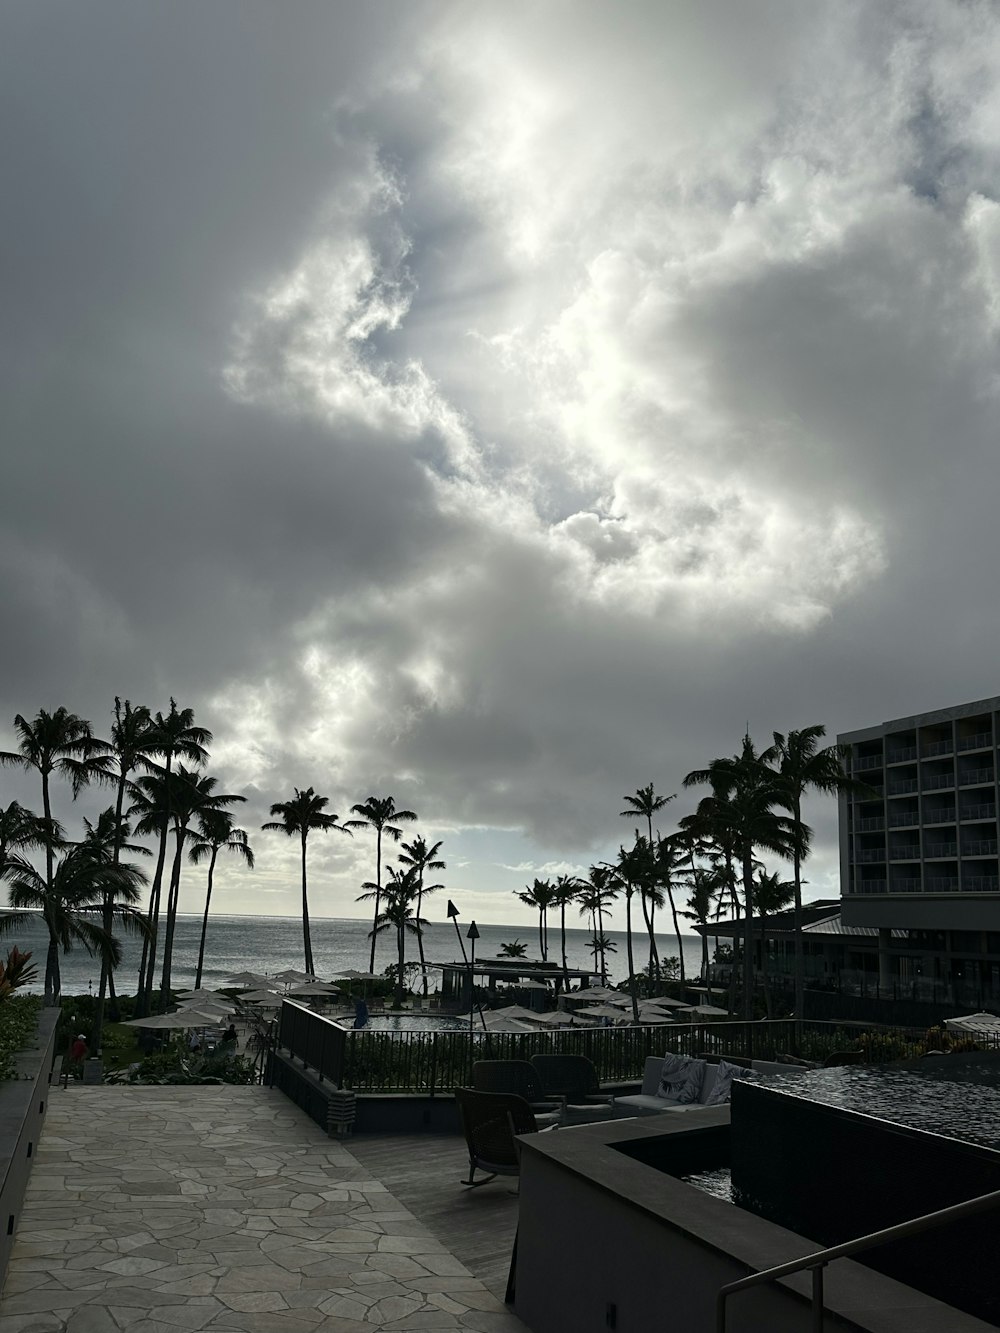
(454, 1088, 540, 1188)
(471, 1059, 562, 1117)
(530, 1054, 615, 1115)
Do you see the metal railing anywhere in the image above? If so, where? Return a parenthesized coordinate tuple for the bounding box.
(958, 732, 993, 751)
(277, 1000, 347, 1085)
(854, 755, 883, 770)
(716, 1186, 1000, 1332)
(920, 773, 953, 791)
(885, 746, 917, 763)
(923, 809, 956, 824)
(887, 846, 920, 860)
(959, 769, 995, 786)
(855, 817, 884, 832)
(886, 778, 919, 794)
(922, 739, 954, 757)
(887, 810, 918, 827)
(961, 804, 996, 821)
(963, 839, 998, 855)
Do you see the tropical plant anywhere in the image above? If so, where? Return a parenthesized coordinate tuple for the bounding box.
(263, 787, 351, 976)
(766, 725, 874, 1028)
(89, 699, 158, 1037)
(602, 839, 652, 1023)
(360, 865, 424, 1007)
(1, 842, 147, 1003)
(345, 797, 418, 973)
(681, 867, 723, 980)
(189, 811, 254, 990)
(552, 875, 583, 985)
(578, 867, 618, 980)
(0, 947, 38, 1003)
(620, 785, 676, 985)
(515, 878, 556, 960)
(397, 835, 445, 995)
(498, 938, 529, 958)
(133, 701, 211, 1015)
(0, 801, 47, 883)
(684, 735, 796, 1020)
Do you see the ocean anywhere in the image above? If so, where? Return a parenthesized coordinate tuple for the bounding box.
(1, 913, 707, 996)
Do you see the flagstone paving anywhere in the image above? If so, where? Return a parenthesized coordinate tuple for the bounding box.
(0, 1085, 524, 1332)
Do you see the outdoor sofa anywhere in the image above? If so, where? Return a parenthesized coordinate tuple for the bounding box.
(614, 1053, 809, 1116)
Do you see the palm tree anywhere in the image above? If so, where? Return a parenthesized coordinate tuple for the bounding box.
(681, 867, 723, 981)
(2, 842, 147, 1004)
(263, 787, 352, 976)
(360, 865, 423, 1007)
(133, 767, 243, 1008)
(134, 701, 211, 1014)
(515, 878, 556, 960)
(345, 797, 418, 973)
(754, 869, 795, 1018)
(189, 811, 254, 990)
(767, 725, 873, 1029)
(684, 736, 796, 1020)
(603, 839, 650, 1023)
(620, 785, 676, 986)
(578, 866, 617, 980)
(552, 875, 583, 986)
(397, 835, 445, 996)
(0, 707, 108, 899)
(498, 939, 528, 958)
(89, 699, 157, 1037)
(0, 801, 47, 883)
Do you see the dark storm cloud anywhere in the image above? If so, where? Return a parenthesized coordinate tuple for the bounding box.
(6, 1, 1000, 917)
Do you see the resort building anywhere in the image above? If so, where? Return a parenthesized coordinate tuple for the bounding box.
(838, 693, 1000, 1003)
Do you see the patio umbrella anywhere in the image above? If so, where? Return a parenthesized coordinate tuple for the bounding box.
(225, 972, 273, 988)
(943, 1011, 1000, 1035)
(123, 1009, 223, 1030)
(178, 999, 235, 1017)
(579, 1003, 631, 1020)
(516, 979, 549, 991)
(644, 995, 692, 1008)
(287, 982, 341, 996)
(686, 1003, 729, 1017)
(333, 969, 380, 982)
(176, 988, 228, 1001)
(240, 989, 283, 1003)
(273, 968, 315, 983)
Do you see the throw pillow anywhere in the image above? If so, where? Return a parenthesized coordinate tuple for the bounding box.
(705, 1058, 753, 1106)
(657, 1054, 706, 1104)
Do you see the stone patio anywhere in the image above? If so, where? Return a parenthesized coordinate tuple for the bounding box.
(0, 1085, 525, 1332)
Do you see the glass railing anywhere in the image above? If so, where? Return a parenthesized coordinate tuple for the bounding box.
(855, 849, 886, 863)
(887, 779, 919, 794)
(924, 844, 957, 858)
(965, 876, 1000, 892)
(959, 732, 993, 751)
(921, 774, 954, 791)
(889, 846, 920, 859)
(886, 746, 917, 763)
(854, 755, 883, 770)
(925, 877, 960, 891)
(959, 769, 995, 786)
(963, 840, 998, 856)
(924, 810, 957, 824)
(889, 878, 921, 892)
(961, 804, 997, 821)
(856, 817, 885, 832)
(922, 739, 954, 757)
(888, 811, 919, 827)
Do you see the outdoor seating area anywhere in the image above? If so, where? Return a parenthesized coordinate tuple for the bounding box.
(615, 1052, 810, 1115)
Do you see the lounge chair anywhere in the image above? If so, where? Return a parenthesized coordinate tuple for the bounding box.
(454, 1088, 543, 1188)
(472, 1059, 562, 1118)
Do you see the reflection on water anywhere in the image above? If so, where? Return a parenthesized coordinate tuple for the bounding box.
(359, 1015, 469, 1032)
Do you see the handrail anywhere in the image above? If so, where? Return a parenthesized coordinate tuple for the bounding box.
(716, 1185, 1000, 1332)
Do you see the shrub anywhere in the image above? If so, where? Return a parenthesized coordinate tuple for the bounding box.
(0, 995, 43, 1080)
(105, 1049, 259, 1086)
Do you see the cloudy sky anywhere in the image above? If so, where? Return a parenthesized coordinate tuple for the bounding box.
(4, 1, 1000, 928)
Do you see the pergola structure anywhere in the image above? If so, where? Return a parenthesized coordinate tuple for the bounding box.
(433, 958, 596, 1009)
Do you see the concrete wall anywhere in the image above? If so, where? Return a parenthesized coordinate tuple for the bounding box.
(514, 1113, 995, 1333)
(0, 1008, 60, 1283)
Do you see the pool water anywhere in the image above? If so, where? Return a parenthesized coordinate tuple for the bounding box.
(355, 1014, 469, 1032)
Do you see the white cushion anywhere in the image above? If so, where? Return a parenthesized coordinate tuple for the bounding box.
(705, 1058, 751, 1106)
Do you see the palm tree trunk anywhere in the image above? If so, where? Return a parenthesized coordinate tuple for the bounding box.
(45, 917, 60, 1005)
(792, 794, 804, 1041)
(761, 913, 773, 1018)
(396, 924, 405, 1008)
(301, 831, 314, 976)
(742, 849, 755, 1022)
(40, 773, 58, 1007)
(625, 886, 639, 1023)
(158, 832, 184, 1009)
(560, 901, 568, 987)
(416, 879, 429, 997)
(93, 770, 127, 1050)
(664, 881, 685, 986)
(368, 828, 382, 974)
(537, 909, 545, 960)
(194, 847, 219, 990)
(138, 808, 171, 1017)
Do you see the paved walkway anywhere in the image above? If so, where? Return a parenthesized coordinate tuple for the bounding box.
(0, 1086, 524, 1333)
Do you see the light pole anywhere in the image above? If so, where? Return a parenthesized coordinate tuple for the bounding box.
(467, 921, 479, 1046)
(446, 900, 491, 1054)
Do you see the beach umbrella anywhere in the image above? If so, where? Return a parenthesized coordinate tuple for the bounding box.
(480, 1016, 538, 1033)
(176, 988, 227, 1001)
(644, 995, 692, 1008)
(516, 979, 549, 991)
(179, 999, 235, 1017)
(333, 969, 380, 982)
(225, 972, 273, 988)
(943, 1012, 1000, 1035)
(123, 1009, 222, 1030)
(686, 1003, 729, 1017)
(273, 968, 314, 983)
(240, 989, 283, 1003)
(287, 981, 341, 996)
(579, 1003, 631, 1020)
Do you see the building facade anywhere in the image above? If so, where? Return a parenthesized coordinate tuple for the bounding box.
(839, 694, 1000, 1001)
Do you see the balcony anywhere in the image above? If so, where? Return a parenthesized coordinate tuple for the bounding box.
(921, 774, 954, 791)
(959, 769, 995, 787)
(855, 848, 886, 864)
(887, 779, 919, 795)
(888, 877, 921, 892)
(886, 746, 917, 764)
(854, 755, 884, 771)
(963, 839, 999, 856)
(888, 846, 920, 860)
(961, 804, 997, 821)
(924, 843, 957, 858)
(923, 809, 956, 825)
(888, 810, 919, 828)
(854, 878, 887, 893)
(965, 876, 1000, 892)
(856, 816, 885, 832)
(959, 732, 993, 751)
(925, 876, 960, 892)
(922, 739, 954, 757)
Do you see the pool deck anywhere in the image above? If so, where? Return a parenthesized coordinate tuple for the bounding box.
(0, 1085, 525, 1333)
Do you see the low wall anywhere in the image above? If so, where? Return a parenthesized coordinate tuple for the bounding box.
(0, 1008, 60, 1283)
(514, 1113, 994, 1333)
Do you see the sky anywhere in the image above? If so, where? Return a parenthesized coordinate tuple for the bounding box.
(4, 1, 1000, 930)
